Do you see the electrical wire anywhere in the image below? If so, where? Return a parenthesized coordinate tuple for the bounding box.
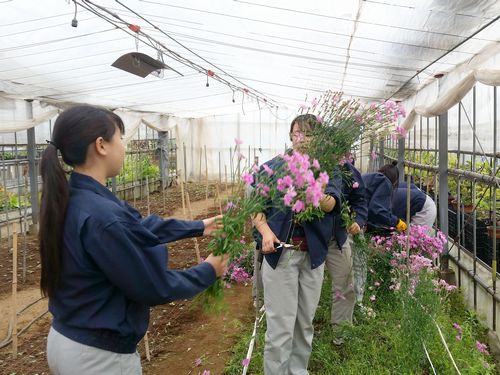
(387, 14, 500, 100)
(233, 0, 498, 41)
(139, 0, 476, 54)
(114, 0, 276, 105)
(77, 0, 277, 107)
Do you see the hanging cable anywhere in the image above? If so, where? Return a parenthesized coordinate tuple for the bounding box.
(71, 0, 78, 27)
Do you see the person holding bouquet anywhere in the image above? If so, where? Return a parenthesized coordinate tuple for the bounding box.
(252, 114, 342, 375)
(39, 105, 228, 375)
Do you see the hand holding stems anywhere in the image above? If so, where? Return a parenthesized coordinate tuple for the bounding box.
(347, 222, 361, 235)
(204, 253, 230, 277)
(252, 213, 279, 254)
(202, 215, 223, 236)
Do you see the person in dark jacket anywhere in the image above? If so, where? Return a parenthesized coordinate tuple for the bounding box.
(252, 114, 342, 375)
(326, 161, 368, 345)
(362, 161, 407, 233)
(39, 106, 228, 375)
(393, 181, 436, 228)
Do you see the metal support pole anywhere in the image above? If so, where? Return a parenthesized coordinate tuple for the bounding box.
(378, 139, 385, 170)
(25, 100, 38, 233)
(438, 112, 450, 272)
(398, 137, 405, 183)
(158, 131, 169, 189)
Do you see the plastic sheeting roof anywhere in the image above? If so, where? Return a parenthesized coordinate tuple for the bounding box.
(1, 0, 499, 118)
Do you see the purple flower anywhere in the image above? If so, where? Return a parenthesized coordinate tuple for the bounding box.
(225, 201, 237, 211)
(452, 323, 462, 334)
(335, 291, 346, 300)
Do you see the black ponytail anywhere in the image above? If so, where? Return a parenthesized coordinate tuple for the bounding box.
(39, 105, 124, 298)
(378, 161, 399, 189)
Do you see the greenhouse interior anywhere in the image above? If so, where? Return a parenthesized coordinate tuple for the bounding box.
(0, 0, 499, 374)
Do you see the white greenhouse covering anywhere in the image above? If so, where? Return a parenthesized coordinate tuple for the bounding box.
(0, 0, 499, 176)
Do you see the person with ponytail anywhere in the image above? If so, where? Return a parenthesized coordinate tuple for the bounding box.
(361, 161, 407, 233)
(40, 105, 228, 374)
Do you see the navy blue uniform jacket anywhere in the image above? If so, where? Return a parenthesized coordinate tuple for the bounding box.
(332, 162, 368, 247)
(392, 182, 426, 220)
(362, 172, 399, 230)
(253, 156, 342, 270)
(50, 173, 216, 353)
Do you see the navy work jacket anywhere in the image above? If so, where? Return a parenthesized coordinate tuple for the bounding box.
(362, 172, 399, 230)
(50, 173, 216, 353)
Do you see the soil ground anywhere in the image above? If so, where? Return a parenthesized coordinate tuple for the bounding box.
(0, 182, 253, 375)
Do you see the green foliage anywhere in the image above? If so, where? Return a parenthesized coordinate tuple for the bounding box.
(116, 154, 159, 184)
(225, 243, 496, 374)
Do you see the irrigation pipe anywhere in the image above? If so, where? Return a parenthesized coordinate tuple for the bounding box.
(434, 320, 462, 374)
(422, 341, 437, 375)
(242, 308, 265, 375)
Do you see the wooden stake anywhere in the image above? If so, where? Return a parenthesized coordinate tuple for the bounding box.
(185, 191, 201, 264)
(205, 145, 209, 202)
(180, 175, 186, 217)
(224, 164, 228, 191)
(145, 176, 151, 216)
(199, 147, 203, 183)
(11, 222, 18, 358)
(144, 332, 151, 361)
(216, 182, 223, 215)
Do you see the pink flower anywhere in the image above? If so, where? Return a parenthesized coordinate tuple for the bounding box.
(202, 371, 211, 375)
(240, 239, 246, 244)
(298, 103, 309, 111)
(455, 335, 462, 341)
(242, 358, 250, 367)
(312, 159, 320, 169)
(234, 137, 243, 145)
(263, 164, 273, 177)
(310, 98, 319, 108)
(319, 172, 329, 186)
(292, 200, 305, 213)
(316, 115, 323, 123)
(352, 182, 359, 189)
(241, 173, 253, 185)
(335, 291, 346, 300)
(283, 188, 297, 206)
(237, 152, 246, 160)
(194, 358, 202, 366)
(476, 341, 490, 355)
(452, 323, 462, 334)
(277, 175, 293, 192)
